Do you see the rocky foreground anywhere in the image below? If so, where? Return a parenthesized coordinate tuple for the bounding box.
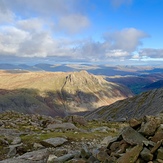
(0, 111, 163, 162)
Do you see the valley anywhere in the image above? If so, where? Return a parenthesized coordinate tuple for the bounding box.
(0, 66, 163, 163)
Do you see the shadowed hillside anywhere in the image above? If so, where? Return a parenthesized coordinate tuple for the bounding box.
(0, 70, 133, 116)
(85, 88, 163, 121)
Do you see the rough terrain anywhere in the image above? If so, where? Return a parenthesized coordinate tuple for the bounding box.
(0, 111, 163, 162)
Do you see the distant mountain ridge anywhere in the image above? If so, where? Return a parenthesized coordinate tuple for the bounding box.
(1, 63, 163, 76)
(85, 88, 163, 121)
(0, 70, 133, 117)
(142, 80, 163, 91)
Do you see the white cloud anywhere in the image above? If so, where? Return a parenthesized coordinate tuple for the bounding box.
(104, 28, 147, 52)
(139, 48, 163, 58)
(17, 18, 44, 32)
(106, 50, 129, 58)
(0, 26, 28, 55)
(57, 14, 90, 34)
(0, 0, 15, 24)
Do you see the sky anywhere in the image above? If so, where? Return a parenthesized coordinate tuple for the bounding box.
(0, 0, 163, 65)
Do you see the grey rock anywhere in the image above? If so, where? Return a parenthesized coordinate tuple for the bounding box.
(157, 147, 163, 160)
(81, 145, 92, 159)
(140, 147, 153, 161)
(0, 138, 8, 146)
(101, 136, 113, 146)
(0, 129, 21, 136)
(18, 148, 49, 161)
(87, 155, 100, 163)
(33, 143, 44, 149)
(51, 153, 74, 163)
(7, 143, 23, 157)
(122, 126, 148, 145)
(129, 118, 142, 128)
(0, 158, 44, 163)
(41, 137, 68, 148)
(47, 154, 57, 163)
(117, 145, 143, 163)
(11, 136, 21, 145)
(139, 119, 160, 136)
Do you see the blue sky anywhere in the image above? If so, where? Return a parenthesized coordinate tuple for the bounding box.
(0, 0, 163, 65)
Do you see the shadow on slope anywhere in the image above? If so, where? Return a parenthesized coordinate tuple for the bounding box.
(0, 88, 101, 117)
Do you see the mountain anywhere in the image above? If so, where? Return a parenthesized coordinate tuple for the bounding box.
(142, 80, 163, 91)
(0, 70, 133, 117)
(1, 63, 163, 76)
(85, 88, 163, 121)
(106, 73, 163, 94)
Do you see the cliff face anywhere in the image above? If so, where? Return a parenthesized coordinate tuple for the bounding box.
(85, 88, 163, 121)
(0, 70, 133, 116)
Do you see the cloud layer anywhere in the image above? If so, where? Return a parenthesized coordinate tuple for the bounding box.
(0, 0, 161, 63)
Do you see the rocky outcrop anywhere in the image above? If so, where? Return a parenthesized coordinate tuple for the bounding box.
(1, 111, 163, 162)
(85, 88, 163, 121)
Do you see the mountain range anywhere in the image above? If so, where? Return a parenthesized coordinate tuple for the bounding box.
(0, 70, 133, 117)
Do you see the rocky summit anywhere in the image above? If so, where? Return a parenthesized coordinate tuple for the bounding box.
(85, 88, 163, 121)
(0, 111, 163, 162)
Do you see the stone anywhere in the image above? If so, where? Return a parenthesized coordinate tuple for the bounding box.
(117, 145, 143, 163)
(129, 118, 142, 129)
(140, 147, 153, 161)
(101, 136, 113, 146)
(53, 148, 68, 157)
(106, 136, 120, 148)
(91, 126, 110, 132)
(52, 154, 74, 163)
(33, 143, 44, 149)
(18, 148, 49, 161)
(0, 138, 8, 146)
(11, 136, 21, 145)
(47, 154, 57, 163)
(157, 159, 163, 163)
(41, 137, 68, 147)
(0, 129, 21, 136)
(151, 140, 162, 154)
(157, 148, 163, 160)
(96, 149, 110, 162)
(122, 126, 148, 145)
(7, 144, 23, 157)
(0, 158, 44, 163)
(87, 155, 100, 163)
(118, 140, 129, 153)
(110, 141, 120, 152)
(151, 132, 163, 143)
(139, 119, 160, 136)
(81, 145, 92, 159)
(66, 158, 87, 163)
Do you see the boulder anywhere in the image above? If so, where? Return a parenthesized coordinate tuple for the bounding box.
(140, 147, 153, 161)
(117, 145, 143, 163)
(139, 119, 160, 136)
(18, 148, 50, 161)
(41, 137, 68, 148)
(122, 126, 148, 145)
